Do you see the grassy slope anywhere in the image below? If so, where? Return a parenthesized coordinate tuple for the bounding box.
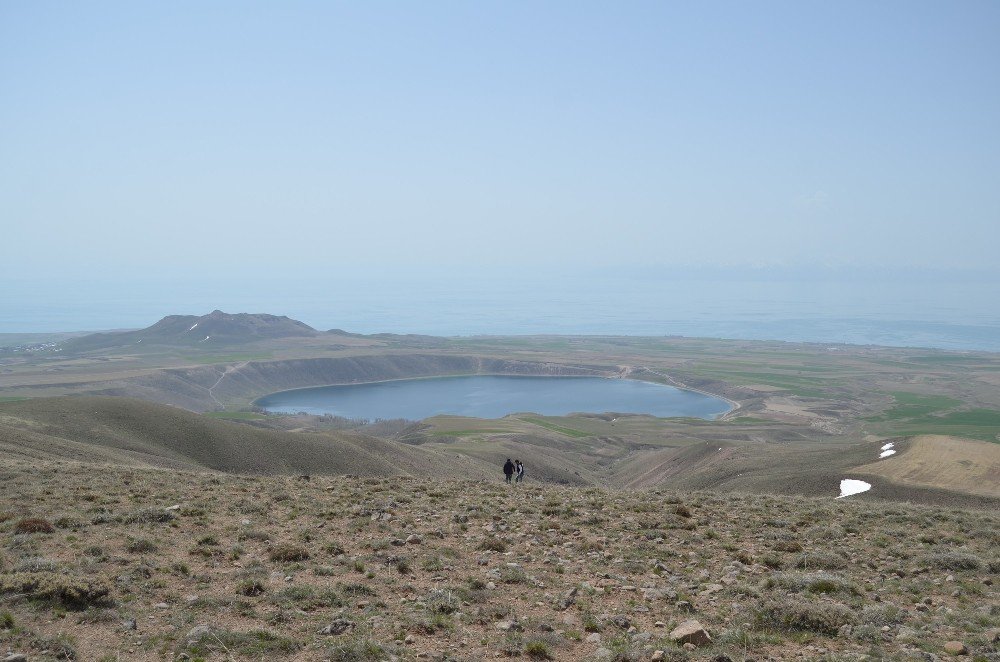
(0, 460, 997, 661)
(0, 397, 483, 480)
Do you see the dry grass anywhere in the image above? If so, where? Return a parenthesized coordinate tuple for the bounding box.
(855, 435, 1000, 498)
(0, 457, 997, 661)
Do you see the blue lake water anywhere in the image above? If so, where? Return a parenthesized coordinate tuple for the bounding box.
(255, 375, 732, 420)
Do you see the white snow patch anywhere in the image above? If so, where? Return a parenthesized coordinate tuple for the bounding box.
(200, 335, 210, 342)
(835, 479, 871, 499)
(136, 339, 142, 343)
(879, 449, 896, 458)
(718, 447, 722, 451)
(188, 323, 199, 331)
(880, 442, 895, 451)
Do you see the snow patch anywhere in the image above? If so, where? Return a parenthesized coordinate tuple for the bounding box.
(880, 442, 894, 451)
(200, 335, 210, 342)
(136, 339, 142, 343)
(879, 449, 896, 458)
(835, 479, 871, 499)
(188, 323, 199, 331)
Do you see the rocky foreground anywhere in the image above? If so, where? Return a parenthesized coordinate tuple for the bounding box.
(0, 460, 998, 661)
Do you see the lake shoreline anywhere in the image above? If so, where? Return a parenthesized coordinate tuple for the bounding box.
(255, 373, 733, 421)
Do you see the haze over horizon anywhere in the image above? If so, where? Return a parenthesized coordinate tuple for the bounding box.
(3, 2, 999, 339)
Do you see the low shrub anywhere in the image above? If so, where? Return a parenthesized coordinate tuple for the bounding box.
(524, 640, 554, 659)
(125, 538, 157, 554)
(478, 537, 508, 553)
(0, 572, 113, 610)
(327, 636, 391, 662)
(791, 550, 847, 570)
(755, 597, 856, 634)
(269, 544, 310, 562)
(922, 551, 983, 571)
(183, 628, 298, 657)
(763, 571, 861, 596)
(14, 518, 55, 534)
(237, 579, 267, 597)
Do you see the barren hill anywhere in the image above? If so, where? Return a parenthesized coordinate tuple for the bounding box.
(62, 310, 318, 352)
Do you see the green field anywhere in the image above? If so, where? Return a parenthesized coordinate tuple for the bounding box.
(520, 417, 590, 438)
(866, 392, 1000, 442)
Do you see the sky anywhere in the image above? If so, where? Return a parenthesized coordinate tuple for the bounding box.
(2, 2, 1000, 335)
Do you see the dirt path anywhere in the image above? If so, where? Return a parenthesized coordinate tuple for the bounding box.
(206, 361, 250, 408)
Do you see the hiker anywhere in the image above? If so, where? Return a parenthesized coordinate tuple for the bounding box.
(503, 458, 515, 484)
(514, 459, 525, 483)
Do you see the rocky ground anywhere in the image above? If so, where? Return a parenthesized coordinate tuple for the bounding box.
(1, 459, 998, 661)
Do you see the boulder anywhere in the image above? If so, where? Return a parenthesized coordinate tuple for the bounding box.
(943, 641, 968, 656)
(669, 619, 712, 647)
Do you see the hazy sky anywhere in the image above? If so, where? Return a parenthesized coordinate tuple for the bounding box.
(3, 1, 999, 281)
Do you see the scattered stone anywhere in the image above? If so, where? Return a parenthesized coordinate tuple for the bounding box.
(651, 651, 665, 661)
(495, 620, 522, 632)
(669, 619, 712, 647)
(318, 618, 355, 635)
(683, 643, 697, 651)
(609, 614, 630, 629)
(675, 600, 694, 613)
(185, 624, 215, 645)
(586, 632, 602, 643)
(559, 586, 578, 610)
(4, 654, 28, 662)
(595, 648, 612, 660)
(405, 534, 422, 545)
(153, 602, 169, 610)
(943, 641, 967, 656)
(122, 618, 137, 631)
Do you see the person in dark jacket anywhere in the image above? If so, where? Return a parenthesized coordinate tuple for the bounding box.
(503, 458, 515, 484)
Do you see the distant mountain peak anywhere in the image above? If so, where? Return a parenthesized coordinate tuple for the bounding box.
(64, 311, 318, 352)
